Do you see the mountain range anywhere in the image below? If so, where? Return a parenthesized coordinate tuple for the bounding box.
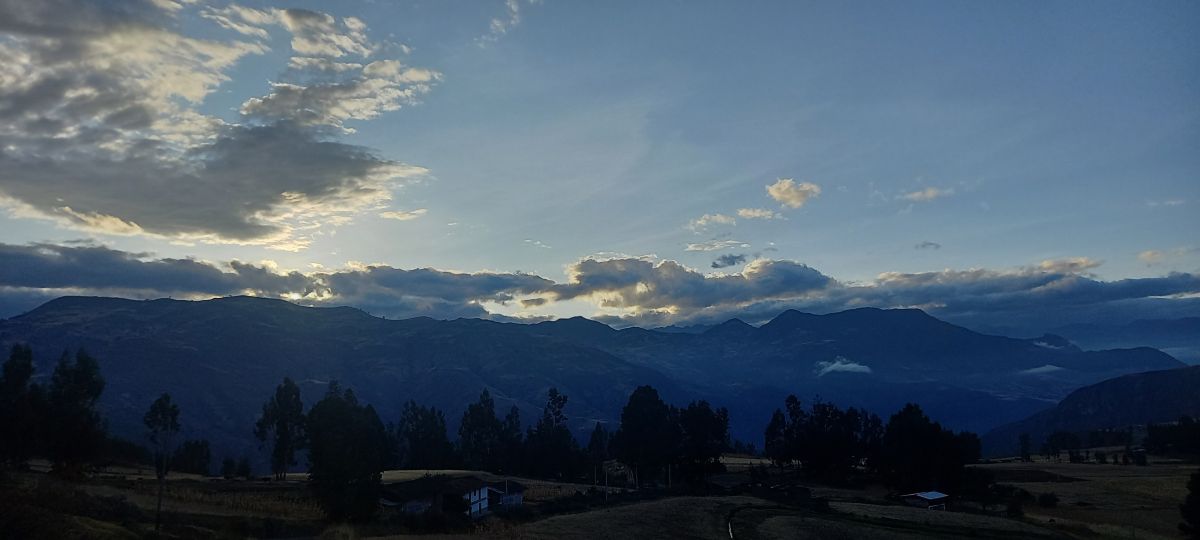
(0, 296, 1187, 467)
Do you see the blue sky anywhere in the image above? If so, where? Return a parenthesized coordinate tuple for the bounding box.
(0, 0, 1197, 331)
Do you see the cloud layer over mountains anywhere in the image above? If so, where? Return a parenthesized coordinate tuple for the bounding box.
(1, 242, 1196, 334)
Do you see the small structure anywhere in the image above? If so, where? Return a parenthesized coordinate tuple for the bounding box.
(901, 491, 949, 510)
(381, 476, 490, 519)
(487, 480, 526, 511)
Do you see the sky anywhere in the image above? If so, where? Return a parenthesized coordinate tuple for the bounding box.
(0, 0, 1197, 333)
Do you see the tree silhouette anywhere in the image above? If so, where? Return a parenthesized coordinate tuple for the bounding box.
(394, 400, 456, 469)
(45, 349, 105, 477)
(221, 457, 237, 479)
(1019, 433, 1032, 462)
(525, 388, 579, 478)
(586, 421, 610, 484)
(1182, 468, 1200, 538)
(763, 408, 787, 467)
(678, 400, 729, 481)
(173, 439, 211, 476)
(458, 389, 503, 472)
(500, 405, 524, 474)
(0, 344, 40, 469)
(144, 392, 180, 532)
(880, 403, 979, 493)
(306, 382, 387, 522)
(611, 385, 679, 487)
(254, 377, 305, 480)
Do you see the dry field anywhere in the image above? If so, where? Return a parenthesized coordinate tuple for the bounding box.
(978, 458, 1196, 539)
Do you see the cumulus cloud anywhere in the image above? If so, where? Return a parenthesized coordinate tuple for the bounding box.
(0, 1, 437, 250)
(686, 240, 750, 252)
(767, 178, 821, 209)
(814, 357, 873, 377)
(712, 254, 747, 269)
(900, 187, 953, 202)
(914, 241, 942, 250)
(478, 0, 543, 44)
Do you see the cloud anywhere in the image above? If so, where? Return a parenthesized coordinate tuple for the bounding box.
(814, 357, 873, 377)
(524, 239, 552, 249)
(688, 213, 736, 232)
(712, 254, 748, 269)
(737, 208, 781, 220)
(1138, 248, 1196, 267)
(1, 243, 1196, 333)
(767, 178, 821, 209)
(0, 1, 436, 250)
(900, 187, 953, 202)
(1019, 364, 1065, 375)
(380, 209, 428, 221)
(686, 240, 750, 252)
(478, 0, 543, 44)
(914, 241, 942, 250)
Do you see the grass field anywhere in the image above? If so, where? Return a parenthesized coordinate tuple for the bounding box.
(4, 456, 1193, 539)
(978, 458, 1196, 539)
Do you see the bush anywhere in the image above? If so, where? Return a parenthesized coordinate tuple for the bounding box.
(1037, 492, 1059, 508)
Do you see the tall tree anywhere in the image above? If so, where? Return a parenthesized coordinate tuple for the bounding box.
(45, 349, 105, 477)
(144, 392, 181, 532)
(499, 404, 524, 474)
(0, 344, 40, 468)
(763, 408, 787, 468)
(307, 383, 387, 522)
(173, 439, 212, 476)
(586, 421, 610, 484)
(678, 400, 729, 481)
(525, 388, 579, 478)
(458, 389, 503, 472)
(254, 377, 305, 480)
(610, 385, 679, 487)
(1182, 468, 1200, 539)
(394, 400, 456, 469)
(880, 403, 980, 493)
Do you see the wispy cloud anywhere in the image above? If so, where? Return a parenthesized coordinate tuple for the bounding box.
(379, 209, 428, 221)
(686, 240, 750, 252)
(814, 357, 873, 377)
(900, 186, 953, 202)
(688, 213, 736, 232)
(914, 241, 942, 250)
(737, 208, 781, 220)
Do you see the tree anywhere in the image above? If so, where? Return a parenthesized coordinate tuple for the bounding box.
(394, 400, 456, 469)
(1019, 433, 1032, 463)
(879, 403, 980, 493)
(45, 349, 106, 477)
(763, 408, 787, 467)
(525, 388, 580, 479)
(236, 456, 252, 479)
(1182, 468, 1200, 538)
(499, 405, 524, 474)
(221, 457, 237, 479)
(586, 421, 610, 484)
(144, 392, 181, 532)
(173, 439, 212, 476)
(254, 377, 306, 480)
(307, 383, 387, 522)
(610, 385, 679, 487)
(458, 389, 504, 472)
(678, 400, 729, 481)
(0, 344, 40, 469)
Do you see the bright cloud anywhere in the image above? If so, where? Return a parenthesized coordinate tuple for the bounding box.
(900, 186, 953, 202)
(767, 178, 822, 209)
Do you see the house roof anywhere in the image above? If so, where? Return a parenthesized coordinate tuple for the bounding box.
(902, 491, 949, 500)
(381, 475, 487, 502)
(487, 480, 526, 493)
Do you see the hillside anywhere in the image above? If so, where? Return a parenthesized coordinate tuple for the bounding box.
(0, 296, 1184, 467)
(982, 365, 1200, 456)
